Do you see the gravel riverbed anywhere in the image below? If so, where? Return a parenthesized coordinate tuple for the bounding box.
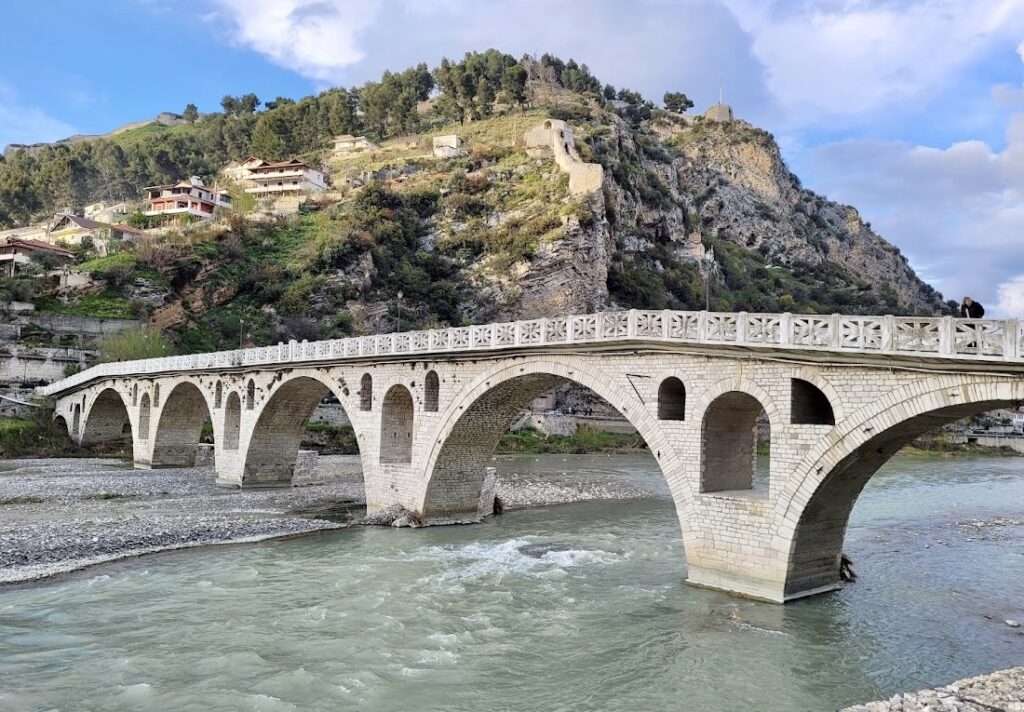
(0, 455, 657, 585)
(842, 666, 1024, 711)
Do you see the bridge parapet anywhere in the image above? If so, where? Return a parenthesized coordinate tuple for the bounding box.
(39, 310, 1023, 396)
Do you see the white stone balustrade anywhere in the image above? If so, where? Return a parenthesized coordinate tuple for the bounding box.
(40, 310, 1024, 397)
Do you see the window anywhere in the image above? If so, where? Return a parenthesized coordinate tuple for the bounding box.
(658, 377, 686, 420)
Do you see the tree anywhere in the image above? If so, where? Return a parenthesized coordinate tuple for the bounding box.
(501, 64, 528, 107)
(603, 84, 617, 101)
(239, 93, 261, 114)
(182, 103, 199, 123)
(663, 91, 694, 114)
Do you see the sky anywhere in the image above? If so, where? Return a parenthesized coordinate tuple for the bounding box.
(3, 0, 1024, 314)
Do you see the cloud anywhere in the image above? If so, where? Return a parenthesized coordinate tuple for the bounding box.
(206, 0, 381, 83)
(721, 0, 1024, 125)
(799, 112, 1024, 315)
(996, 273, 1024, 316)
(0, 83, 77, 149)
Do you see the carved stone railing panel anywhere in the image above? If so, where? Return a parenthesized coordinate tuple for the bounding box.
(545, 318, 567, 343)
(571, 315, 598, 341)
(745, 315, 781, 345)
(839, 318, 884, 350)
(791, 317, 833, 347)
(953, 319, 1004, 356)
(601, 311, 629, 338)
(635, 311, 663, 338)
(494, 323, 515, 347)
(519, 320, 543, 345)
(894, 318, 940, 353)
(705, 314, 737, 342)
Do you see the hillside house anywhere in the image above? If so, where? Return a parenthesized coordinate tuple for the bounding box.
(144, 177, 232, 221)
(0, 238, 75, 278)
(48, 214, 120, 255)
(222, 157, 267, 185)
(244, 159, 326, 196)
(83, 201, 130, 223)
(432, 135, 464, 158)
(334, 135, 377, 153)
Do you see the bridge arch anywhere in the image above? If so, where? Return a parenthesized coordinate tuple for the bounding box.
(241, 373, 364, 486)
(152, 381, 214, 467)
(775, 377, 1024, 599)
(80, 388, 131, 446)
(418, 358, 680, 525)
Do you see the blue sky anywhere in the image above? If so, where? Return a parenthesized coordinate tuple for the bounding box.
(3, 0, 1024, 314)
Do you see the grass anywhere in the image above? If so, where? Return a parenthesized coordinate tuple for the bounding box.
(496, 425, 647, 454)
(77, 252, 137, 272)
(35, 292, 135, 319)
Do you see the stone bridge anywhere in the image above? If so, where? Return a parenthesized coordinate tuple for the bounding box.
(40, 310, 1024, 603)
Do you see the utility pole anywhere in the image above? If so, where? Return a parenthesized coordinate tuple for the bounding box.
(239, 319, 245, 349)
(396, 291, 403, 332)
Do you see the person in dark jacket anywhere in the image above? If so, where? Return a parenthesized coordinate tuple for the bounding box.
(960, 296, 985, 318)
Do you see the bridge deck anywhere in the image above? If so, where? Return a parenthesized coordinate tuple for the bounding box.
(40, 309, 1024, 396)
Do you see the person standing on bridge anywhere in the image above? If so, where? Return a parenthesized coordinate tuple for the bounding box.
(960, 296, 986, 351)
(960, 296, 985, 319)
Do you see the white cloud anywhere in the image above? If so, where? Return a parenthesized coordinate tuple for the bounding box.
(996, 274, 1024, 316)
(799, 112, 1024, 315)
(206, 0, 381, 83)
(0, 83, 77, 149)
(721, 0, 1024, 124)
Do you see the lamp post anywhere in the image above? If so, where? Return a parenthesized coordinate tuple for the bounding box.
(396, 291, 403, 332)
(239, 319, 245, 349)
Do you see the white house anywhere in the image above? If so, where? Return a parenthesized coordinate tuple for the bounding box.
(432, 134, 464, 158)
(334, 134, 377, 153)
(222, 157, 267, 184)
(244, 159, 327, 196)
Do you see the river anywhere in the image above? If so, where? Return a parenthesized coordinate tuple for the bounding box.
(1, 453, 1023, 711)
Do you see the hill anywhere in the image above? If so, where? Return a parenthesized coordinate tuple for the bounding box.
(0, 51, 946, 355)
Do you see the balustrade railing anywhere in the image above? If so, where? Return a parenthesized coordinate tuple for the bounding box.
(40, 310, 1024, 395)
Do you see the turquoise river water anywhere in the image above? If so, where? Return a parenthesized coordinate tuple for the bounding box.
(1, 453, 1023, 711)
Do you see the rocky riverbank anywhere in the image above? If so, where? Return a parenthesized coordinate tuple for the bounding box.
(0, 454, 660, 585)
(842, 666, 1024, 711)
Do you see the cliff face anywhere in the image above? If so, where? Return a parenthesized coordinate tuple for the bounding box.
(583, 113, 942, 314)
(452, 109, 942, 324)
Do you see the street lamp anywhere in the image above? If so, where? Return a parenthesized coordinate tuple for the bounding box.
(396, 291, 404, 332)
(239, 319, 245, 349)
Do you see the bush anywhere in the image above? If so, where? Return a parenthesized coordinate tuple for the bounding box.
(97, 326, 173, 363)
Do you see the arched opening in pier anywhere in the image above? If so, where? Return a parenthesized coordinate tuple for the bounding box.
(360, 374, 373, 411)
(139, 394, 151, 440)
(80, 388, 132, 451)
(420, 367, 658, 525)
(152, 382, 214, 467)
(424, 370, 440, 412)
(72, 404, 81, 437)
(782, 385, 1024, 599)
(791, 379, 834, 425)
(242, 376, 363, 491)
(380, 385, 414, 464)
(223, 392, 241, 450)
(700, 391, 771, 495)
(658, 377, 686, 420)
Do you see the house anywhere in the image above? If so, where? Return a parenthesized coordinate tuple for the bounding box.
(244, 159, 326, 196)
(0, 238, 75, 278)
(432, 135, 464, 158)
(222, 157, 267, 184)
(48, 214, 118, 255)
(144, 176, 232, 221)
(333, 135, 377, 153)
(83, 201, 130, 223)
